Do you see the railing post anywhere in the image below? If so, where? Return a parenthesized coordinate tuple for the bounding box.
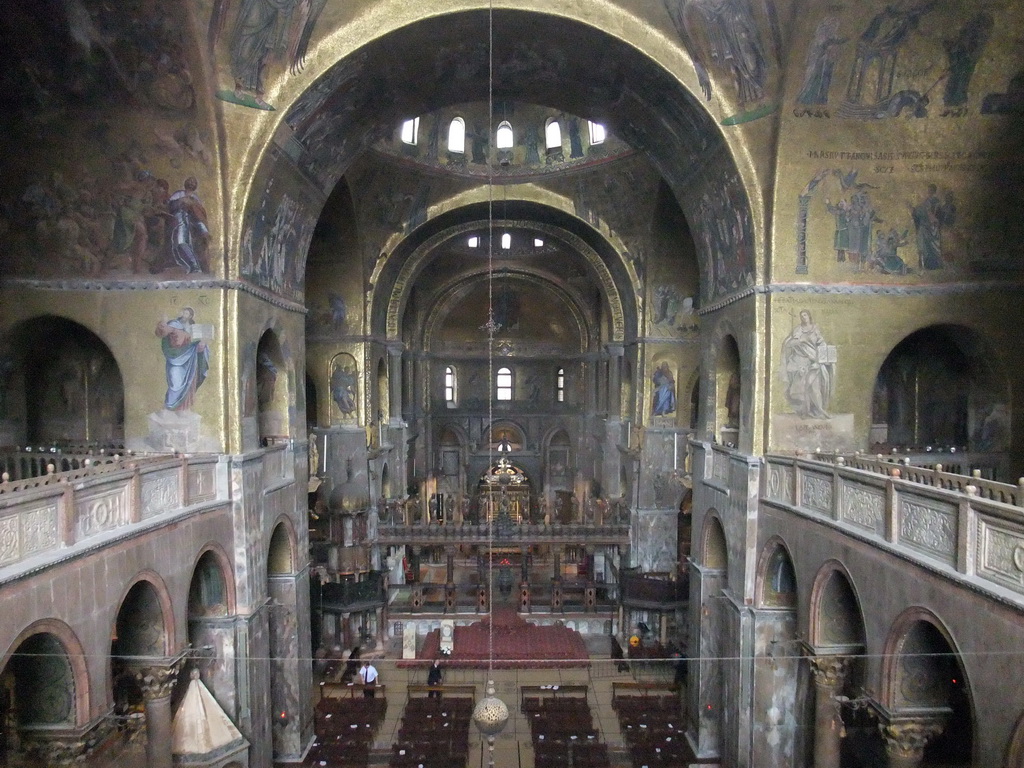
(130, 462, 142, 523)
(59, 477, 75, 547)
(956, 485, 977, 576)
(885, 468, 899, 544)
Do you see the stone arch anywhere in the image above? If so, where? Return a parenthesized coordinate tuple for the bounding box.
(701, 513, 728, 571)
(109, 574, 174, 720)
(245, 8, 759, 323)
(880, 608, 974, 765)
(808, 561, 865, 650)
(754, 537, 797, 609)
(0, 620, 90, 729)
(1006, 710, 1024, 768)
(1, 315, 124, 446)
(870, 324, 1009, 462)
(268, 518, 297, 576)
(256, 329, 289, 444)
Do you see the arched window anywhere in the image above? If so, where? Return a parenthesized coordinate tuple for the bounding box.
(496, 121, 513, 149)
(556, 367, 565, 403)
(468, 236, 480, 248)
(400, 117, 419, 145)
(444, 365, 457, 405)
(447, 117, 465, 153)
(545, 118, 562, 150)
(588, 121, 606, 145)
(500, 232, 511, 249)
(496, 367, 513, 401)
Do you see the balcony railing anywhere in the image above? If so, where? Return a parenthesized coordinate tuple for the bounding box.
(376, 521, 630, 545)
(759, 450, 1024, 607)
(319, 572, 386, 610)
(0, 451, 226, 575)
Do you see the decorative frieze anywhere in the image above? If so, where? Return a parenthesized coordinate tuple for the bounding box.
(75, 486, 131, 540)
(766, 463, 794, 504)
(841, 485, 884, 534)
(187, 463, 217, 503)
(977, 519, 1024, 592)
(0, 515, 19, 566)
(898, 499, 956, 564)
(21, 505, 58, 557)
(141, 470, 180, 519)
(802, 472, 833, 513)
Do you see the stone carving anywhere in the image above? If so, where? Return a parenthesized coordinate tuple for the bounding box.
(141, 470, 180, 518)
(188, 464, 216, 503)
(0, 516, 18, 566)
(977, 521, 1024, 591)
(21, 505, 58, 557)
(809, 655, 849, 690)
(802, 473, 833, 513)
(767, 464, 793, 503)
(879, 720, 945, 760)
(899, 500, 956, 562)
(136, 659, 184, 701)
(76, 488, 130, 540)
(842, 486, 884, 533)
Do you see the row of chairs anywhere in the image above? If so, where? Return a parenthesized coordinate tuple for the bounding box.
(306, 695, 388, 767)
(390, 696, 473, 768)
(613, 693, 690, 767)
(523, 694, 611, 768)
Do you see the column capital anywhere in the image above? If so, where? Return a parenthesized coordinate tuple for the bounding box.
(808, 654, 850, 691)
(879, 719, 945, 761)
(135, 656, 184, 701)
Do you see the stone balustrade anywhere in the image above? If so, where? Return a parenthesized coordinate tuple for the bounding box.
(761, 452, 1024, 605)
(0, 451, 226, 576)
(376, 521, 630, 546)
(812, 451, 1022, 506)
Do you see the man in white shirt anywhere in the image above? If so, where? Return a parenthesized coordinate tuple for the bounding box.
(358, 660, 379, 698)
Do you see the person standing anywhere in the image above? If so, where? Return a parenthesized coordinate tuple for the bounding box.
(358, 660, 379, 698)
(427, 659, 443, 699)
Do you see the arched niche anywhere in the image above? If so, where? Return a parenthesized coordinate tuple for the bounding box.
(882, 610, 974, 766)
(702, 514, 728, 571)
(256, 330, 289, 444)
(0, 316, 124, 447)
(188, 549, 233, 619)
(268, 521, 296, 576)
(755, 539, 797, 609)
(110, 577, 172, 718)
(545, 429, 573, 493)
(871, 325, 1008, 460)
(716, 334, 741, 447)
(809, 564, 865, 651)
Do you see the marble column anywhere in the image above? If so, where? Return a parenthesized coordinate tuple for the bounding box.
(387, 345, 403, 424)
(879, 720, 945, 768)
(809, 655, 848, 768)
(136, 659, 183, 768)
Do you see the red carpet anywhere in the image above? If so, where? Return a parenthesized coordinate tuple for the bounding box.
(403, 608, 590, 668)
